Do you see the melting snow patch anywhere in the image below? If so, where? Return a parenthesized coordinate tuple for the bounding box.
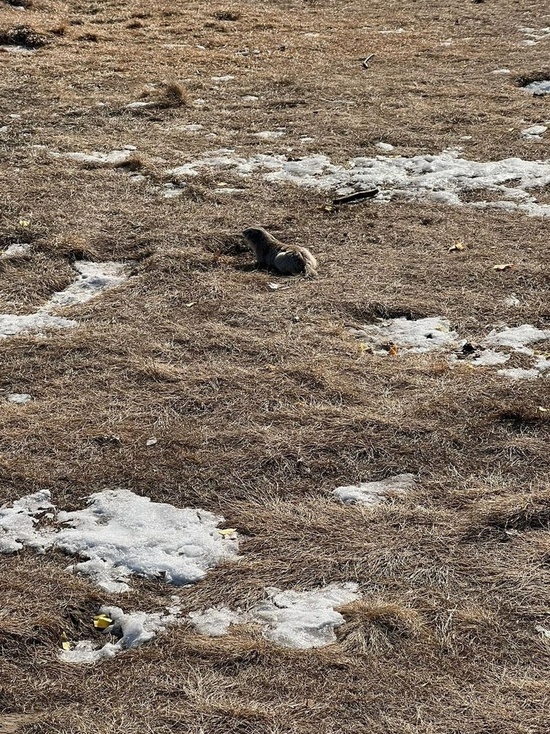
(482, 325, 550, 354)
(60, 601, 182, 664)
(52, 149, 135, 166)
(0, 261, 129, 339)
(0, 490, 55, 553)
(6, 393, 32, 404)
(166, 148, 550, 216)
(253, 130, 286, 139)
(189, 607, 241, 637)
(524, 80, 550, 95)
(0, 490, 238, 592)
(492, 68, 511, 75)
(55, 490, 239, 592)
(189, 583, 360, 649)
(520, 27, 550, 45)
(334, 474, 416, 506)
(1, 243, 31, 259)
(353, 317, 459, 355)
(375, 142, 394, 151)
(211, 75, 235, 82)
(521, 124, 547, 140)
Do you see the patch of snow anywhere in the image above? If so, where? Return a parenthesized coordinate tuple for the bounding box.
(189, 607, 241, 636)
(0, 312, 77, 339)
(48, 261, 128, 308)
(375, 142, 394, 151)
(6, 393, 32, 404)
(166, 148, 550, 217)
(250, 583, 360, 648)
(334, 474, 416, 506)
(60, 601, 181, 664)
(189, 583, 361, 649)
(0, 260, 129, 339)
(492, 69, 511, 75)
(125, 101, 152, 109)
(519, 27, 550, 45)
(524, 80, 550, 95)
(504, 294, 521, 307)
(1, 243, 31, 259)
(253, 130, 286, 140)
(181, 124, 203, 131)
(0, 45, 36, 54)
(482, 325, 550, 354)
(1, 489, 238, 592)
(0, 490, 54, 553)
(522, 124, 547, 140)
(242, 95, 259, 102)
(211, 75, 235, 82)
(53, 149, 135, 165)
(471, 350, 510, 367)
(55, 489, 239, 592)
(378, 28, 405, 34)
(353, 317, 459, 355)
(497, 367, 541, 380)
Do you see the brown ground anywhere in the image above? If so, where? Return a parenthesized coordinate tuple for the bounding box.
(1, 0, 549, 732)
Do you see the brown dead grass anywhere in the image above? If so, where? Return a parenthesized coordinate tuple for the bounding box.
(1, 0, 550, 732)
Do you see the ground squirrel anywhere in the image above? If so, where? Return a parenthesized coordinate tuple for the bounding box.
(242, 227, 318, 277)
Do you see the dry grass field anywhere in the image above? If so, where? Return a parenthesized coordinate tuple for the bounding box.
(1, 0, 549, 732)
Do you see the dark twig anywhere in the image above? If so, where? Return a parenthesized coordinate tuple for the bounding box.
(333, 188, 379, 205)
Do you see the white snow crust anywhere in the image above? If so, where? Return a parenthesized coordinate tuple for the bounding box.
(0, 490, 238, 592)
(1, 243, 32, 259)
(6, 393, 32, 404)
(482, 325, 550, 353)
(0, 261, 129, 339)
(54, 149, 135, 165)
(167, 148, 550, 216)
(189, 582, 361, 649)
(56, 490, 239, 592)
(189, 607, 241, 636)
(334, 474, 416, 506)
(524, 80, 550, 95)
(60, 601, 182, 663)
(353, 317, 459, 354)
(0, 490, 54, 553)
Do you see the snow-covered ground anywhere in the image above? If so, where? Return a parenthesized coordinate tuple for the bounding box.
(0, 490, 239, 592)
(334, 474, 416, 506)
(189, 582, 361, 649)
(0, 260, 129, 339)
(352, 318, 550, 380)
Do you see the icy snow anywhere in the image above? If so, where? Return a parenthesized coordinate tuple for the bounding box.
(167, 148, 550, 217)
(56, 490, 239, 592)
(522, 124, 547, 140)
(1, 243, 31, 259)
(211, 75, 235, 82)
(353, 317, 459, 355)
(0, 261, 129, 339)
(482, 325, 550, 354)
(0, 490, 238, 592)
(190, 583, 361, 649)
(334, 474, 416, 506)
(254, 130, 286, 140)
(60, 602, 182, 664)
(524, 81, 550, 95)
(189, 607, 241, 636)
(6, 393, 32, 404)
(53, 149, 135, 165)
(0, 490, 54, 553)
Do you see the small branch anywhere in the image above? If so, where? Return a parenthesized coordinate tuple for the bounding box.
(362, 54, 375, 69)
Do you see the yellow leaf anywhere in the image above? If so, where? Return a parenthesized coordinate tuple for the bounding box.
(539, 406, 548, 413)
(18, 219, 30, 228)
(449, 242, 465, 252)
(61, 641, 72, 651)
(218, 528, 237, 537)
(93, 614, 113, 629)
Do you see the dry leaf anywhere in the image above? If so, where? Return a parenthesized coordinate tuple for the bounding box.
(449, 242, 465, 252)
(146, 437, 158, 446)
(388, 344, 399, 356)
(493, 263, 514, 271)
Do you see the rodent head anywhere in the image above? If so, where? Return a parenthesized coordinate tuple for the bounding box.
(242, 226, 267, 243)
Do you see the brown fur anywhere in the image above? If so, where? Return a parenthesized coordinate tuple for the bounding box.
(242, 226, 318, 277)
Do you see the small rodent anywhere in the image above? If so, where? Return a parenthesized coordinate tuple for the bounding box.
(242, 226, 318, 277)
